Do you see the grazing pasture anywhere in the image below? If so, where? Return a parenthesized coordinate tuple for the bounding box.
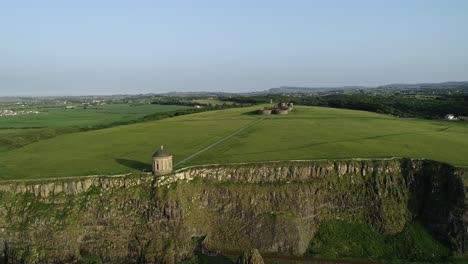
(1, 105, 467, 180)
(0, 104, 188, 151)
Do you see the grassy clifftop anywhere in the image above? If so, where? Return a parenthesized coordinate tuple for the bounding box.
(1, 105, 468, 180)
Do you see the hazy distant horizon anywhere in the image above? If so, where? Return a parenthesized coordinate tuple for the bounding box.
(1, 0, 468, 96)
(2, 80, 468, 97)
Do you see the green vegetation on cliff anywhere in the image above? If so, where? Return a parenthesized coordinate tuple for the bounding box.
(1, 105, 468, 180)
(308, 220, 451, 262)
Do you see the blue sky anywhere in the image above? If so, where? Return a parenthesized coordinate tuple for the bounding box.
(1, 0, 468, 95)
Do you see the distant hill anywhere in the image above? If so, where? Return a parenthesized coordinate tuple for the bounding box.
(252, 86, 369, 95)
(148, 81, 468, 97)
(249, 82, 468, 95)
(158, 91, 236, 97)
(378, 81, 468, 89)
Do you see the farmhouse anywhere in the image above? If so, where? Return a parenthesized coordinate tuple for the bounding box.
(444, 114, 457, 120)
(152, 146, 173, 176)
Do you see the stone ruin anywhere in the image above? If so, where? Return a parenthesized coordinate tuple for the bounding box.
(257, 102, 293, 115)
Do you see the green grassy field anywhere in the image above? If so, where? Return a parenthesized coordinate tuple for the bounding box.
(1, 105, 467, 180)
(0, 104, 188, 128)
(188, 106, 468, 167)
(0, 104, 188, 152)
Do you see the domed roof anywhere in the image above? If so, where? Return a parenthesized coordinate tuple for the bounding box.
(152, 145, 172, 158)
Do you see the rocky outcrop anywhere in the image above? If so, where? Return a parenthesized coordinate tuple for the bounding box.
(158, 159, 400, 185)
(0, 174, 151, 198)
(236, 249, 264, 264)
(0, 158, 465, 263)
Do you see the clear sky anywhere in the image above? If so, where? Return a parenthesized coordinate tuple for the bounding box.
(1, 0, 468, 95)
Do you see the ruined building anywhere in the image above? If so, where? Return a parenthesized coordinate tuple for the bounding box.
(257, 102, 293, 115)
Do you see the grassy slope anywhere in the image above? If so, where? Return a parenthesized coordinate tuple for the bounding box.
(1, 105, 468, 180)
(0, 108, 257, 179)
(0, 104, 188, 151)
(185, 106, 468, 167)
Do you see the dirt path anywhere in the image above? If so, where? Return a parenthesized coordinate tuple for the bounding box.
(175, 117, 265, 167)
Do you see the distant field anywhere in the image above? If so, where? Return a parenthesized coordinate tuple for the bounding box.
(0, 104, 188, 128)
(1, 105, 468, 180)
(0, 104, 189, 151)
(193, 98, 234, 105)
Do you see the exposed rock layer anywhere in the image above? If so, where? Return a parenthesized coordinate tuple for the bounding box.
(0, 158, 466, 263)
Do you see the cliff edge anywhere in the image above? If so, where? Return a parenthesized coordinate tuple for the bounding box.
(0, 158, 465, 263)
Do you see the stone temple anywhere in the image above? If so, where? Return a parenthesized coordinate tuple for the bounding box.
(152, 146, 173, 176)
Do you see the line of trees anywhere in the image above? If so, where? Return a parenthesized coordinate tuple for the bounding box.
(220, 94, 468, 119)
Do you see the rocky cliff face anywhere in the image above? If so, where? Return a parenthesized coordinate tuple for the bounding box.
(0, 158, 466, 263)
